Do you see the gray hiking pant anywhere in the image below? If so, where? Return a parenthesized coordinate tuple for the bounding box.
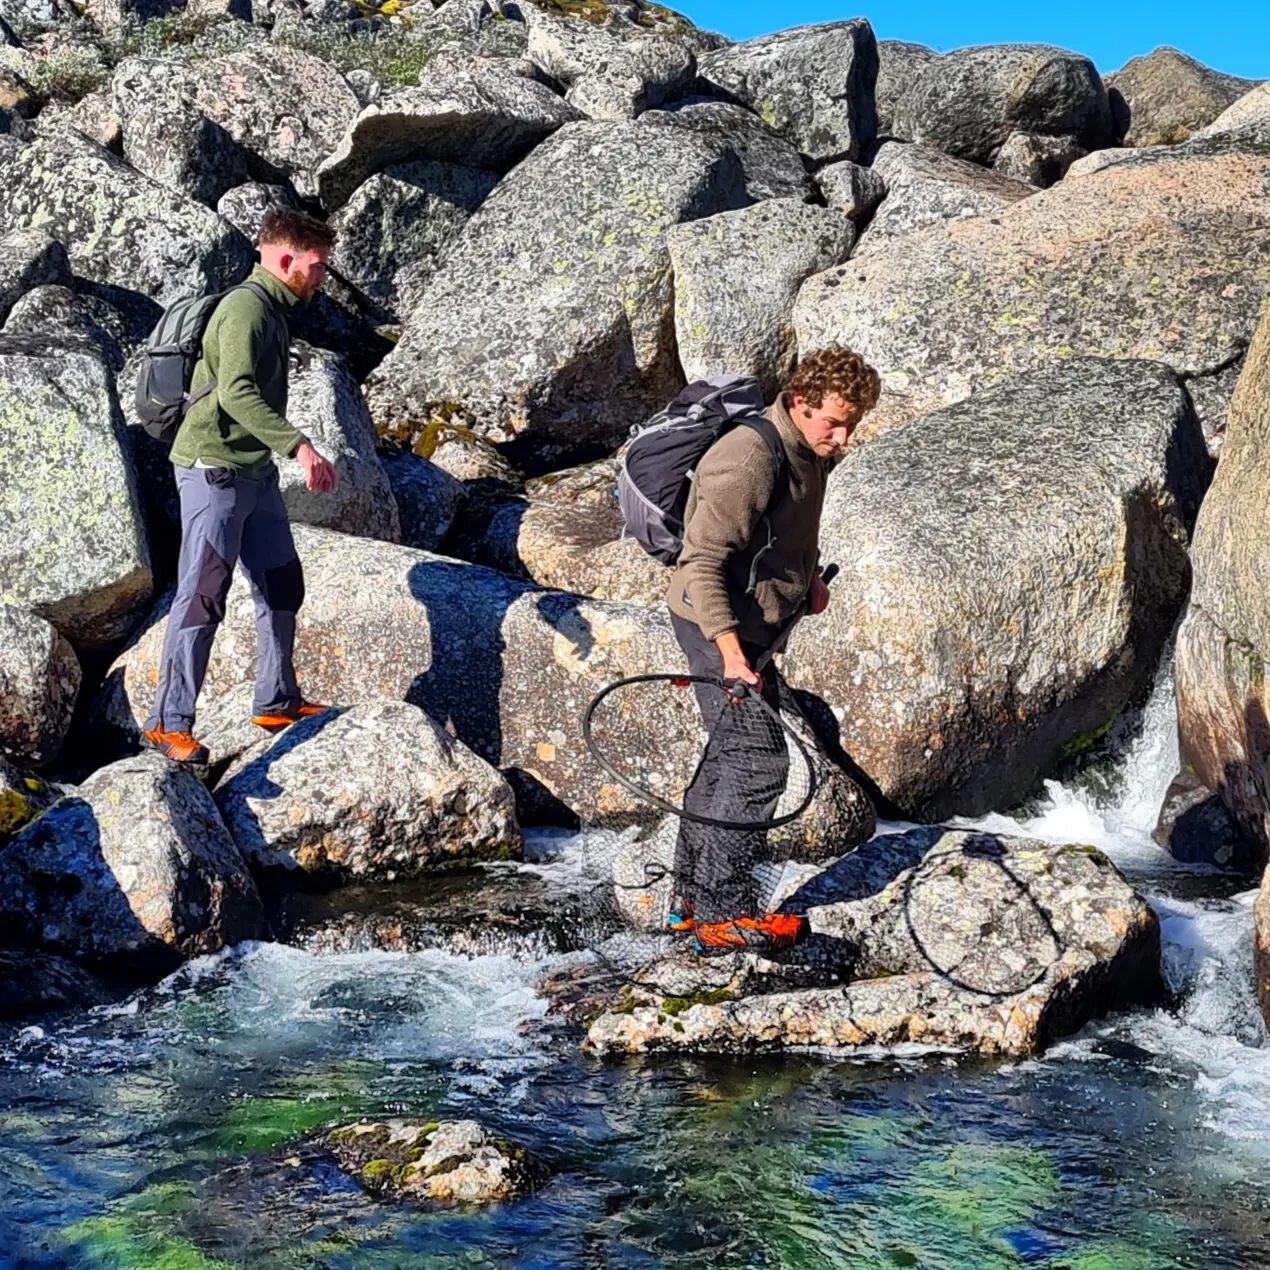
(146, 464, 304, 732)
(670, 612, 789, 921)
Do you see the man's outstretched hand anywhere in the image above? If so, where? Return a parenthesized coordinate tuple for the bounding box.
(295, 440, 337, 492)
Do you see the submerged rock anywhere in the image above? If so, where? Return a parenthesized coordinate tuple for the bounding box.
(216, 702, 522, 882)
(0, 753, 265, 966)
(1152, 772, 1256, 873)
(326, 1119, 545, 1205)
(586, 827, 1161, 1057)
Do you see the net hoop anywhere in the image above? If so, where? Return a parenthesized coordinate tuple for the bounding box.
(581, 672, 820, 831)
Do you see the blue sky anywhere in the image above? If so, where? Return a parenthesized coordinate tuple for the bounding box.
(678, 0, 1270, 79)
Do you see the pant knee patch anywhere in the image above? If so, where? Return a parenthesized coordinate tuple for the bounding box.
(264, 557, 305, 612)
(180, 543, 232, 629)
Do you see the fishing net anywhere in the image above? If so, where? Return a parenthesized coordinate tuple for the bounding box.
(576, 671, 847, 981)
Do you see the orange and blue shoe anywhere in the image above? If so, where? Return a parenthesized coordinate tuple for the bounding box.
(250, 700, 332, 734)
(691, 912, 808, 955)
(142, 725, 210, 767)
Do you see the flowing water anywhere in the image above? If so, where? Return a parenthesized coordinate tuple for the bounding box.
(2, 662, 1269, 1268)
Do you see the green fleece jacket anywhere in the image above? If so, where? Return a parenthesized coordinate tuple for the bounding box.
(170, 265, 304, 477)
(667, 393, 833, 647)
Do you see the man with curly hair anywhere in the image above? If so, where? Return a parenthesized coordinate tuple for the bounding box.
(665, 344, 881, 952)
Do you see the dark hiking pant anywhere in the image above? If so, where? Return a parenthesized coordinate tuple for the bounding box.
(669, 612, 789, 921)
(146, 464, 304, 732)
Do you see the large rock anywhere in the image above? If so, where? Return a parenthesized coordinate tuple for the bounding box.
(639, 96, 815, 203)
(0, 338, 153, 650)
(1198, 81, 1270, 140)
(379, 449, 467, 553)
(363, 118, 749, 471)
(991, 130, 1086, 187)
(696, 20, 878, 163)
(794, 141, 1270, 440)
(215, 702, 521, 881)
(812, 159, 886, 222)
(0, 949, 111, 1020)
(668, 198, 854, 395)
(2, 284, 129, 370)
(1151, 771, 1255, 872)
(0, 226, 69, 325)
(326, 1119, 544, 1206)
(779, 359, 1209, 820)
(1106, 47, 1261, 147)
(0, 753, 265, 965)
(1175, 301, 1270, 866)
(96, 526, 872, 847)
(279, 344, 401, 543)
(113, 57, 249, 206)
(0, 126, 252, 310)
(0, 605, 79, 764)
(585, 827, 1161, 1056)
(857, 141, 1033, 249)
(329, 159, 497, 321)
(892, 44, 1116, 164)
(874, 39, 934, 137)
(216, 181, 298, 241)
(316, 55, 581, 211)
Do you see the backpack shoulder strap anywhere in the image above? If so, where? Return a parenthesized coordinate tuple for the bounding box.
(737, 414, 790, 596)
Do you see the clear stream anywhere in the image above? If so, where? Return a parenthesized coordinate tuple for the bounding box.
(1, 663, 1268, 1269)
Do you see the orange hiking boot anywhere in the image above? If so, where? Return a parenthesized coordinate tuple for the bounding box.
(251, 700, 332, 734)
(691, 912, 808, 955)
(142, 726, 210, 767)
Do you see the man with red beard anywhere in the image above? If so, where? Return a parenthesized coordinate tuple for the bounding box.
(143, 209, 339, 766)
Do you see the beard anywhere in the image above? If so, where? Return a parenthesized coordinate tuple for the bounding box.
(285, 268, 315, 303)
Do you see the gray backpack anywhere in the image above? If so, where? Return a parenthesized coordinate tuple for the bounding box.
(134, 280, 274, 445)
(618, 375, 787, 580)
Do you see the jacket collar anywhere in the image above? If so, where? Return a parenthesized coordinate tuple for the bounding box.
(250, 263, 301, 309)
(769, 391, 818, 463)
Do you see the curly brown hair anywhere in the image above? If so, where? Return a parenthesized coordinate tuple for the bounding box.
(258, 208, 337, 254)
(784, 344, 881, 413)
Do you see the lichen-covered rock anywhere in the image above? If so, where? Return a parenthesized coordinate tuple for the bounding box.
(0, 338, 153, 650)
(329, 159, 496, 321)
(780, 359, 1209, 820)
(379, 449, 467, 552)
(170, 45, 359, 200)
(991, 130, 1085, 187)
(0, 226, 69, 325)
(278, 344, 401, 542)
(0, 126, 252, 308)
(0, 605, 79, 764)
(326, 1119, 544, 1206)
(58, 87, 120, 149)
(1151, 771, 1256, 872)
(696, 20, 878, 163)
(0, 754, 59, 837)
(2, 285, 129, 370)
(794, 140, 1270, 439)
(1198, 81, 1270, 141)
(856, 141, 1033, 250)
(585, 827, 1161, 1056)
(668, 198, 854, 395)
(892, 43, 1116, 164)
(316, 55, 580, 211)
(0, 752, 265, 965)
(812, 158, 886, 221)
(1175, 300, 1270, 868)
(874, 39, 934, 137)
(639, 96, 814, 203)
(215, 702, 522, 880)
(364, 118, 748, 470)
(0, 948, 110, 1019)
(216, 181, 298, 241)
(1106, 47, 1261, 147)
(113, 57, 249, 206)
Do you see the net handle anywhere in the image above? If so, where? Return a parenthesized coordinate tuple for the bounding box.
(581, 672, 819, 830)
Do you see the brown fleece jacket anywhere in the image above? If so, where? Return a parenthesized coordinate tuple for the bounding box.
(667, 393, 832, 647)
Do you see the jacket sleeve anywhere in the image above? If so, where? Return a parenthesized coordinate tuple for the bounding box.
(211, 292, 304, 458)
(675, 430, 777, 643)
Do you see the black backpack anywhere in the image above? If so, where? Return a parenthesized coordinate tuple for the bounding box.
(618, 376, 787, 585)
(134, 280, 274, 446)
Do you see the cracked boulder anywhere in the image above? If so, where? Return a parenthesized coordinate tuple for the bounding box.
(794, 137, 1270, 439)
(585, 827, 1161, 1057)
(0, 752, 265, 966)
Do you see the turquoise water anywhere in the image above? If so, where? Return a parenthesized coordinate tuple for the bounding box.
(2, 670, 1268, 1268)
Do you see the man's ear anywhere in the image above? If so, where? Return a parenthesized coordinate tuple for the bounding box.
(278, 251, 294, 273)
